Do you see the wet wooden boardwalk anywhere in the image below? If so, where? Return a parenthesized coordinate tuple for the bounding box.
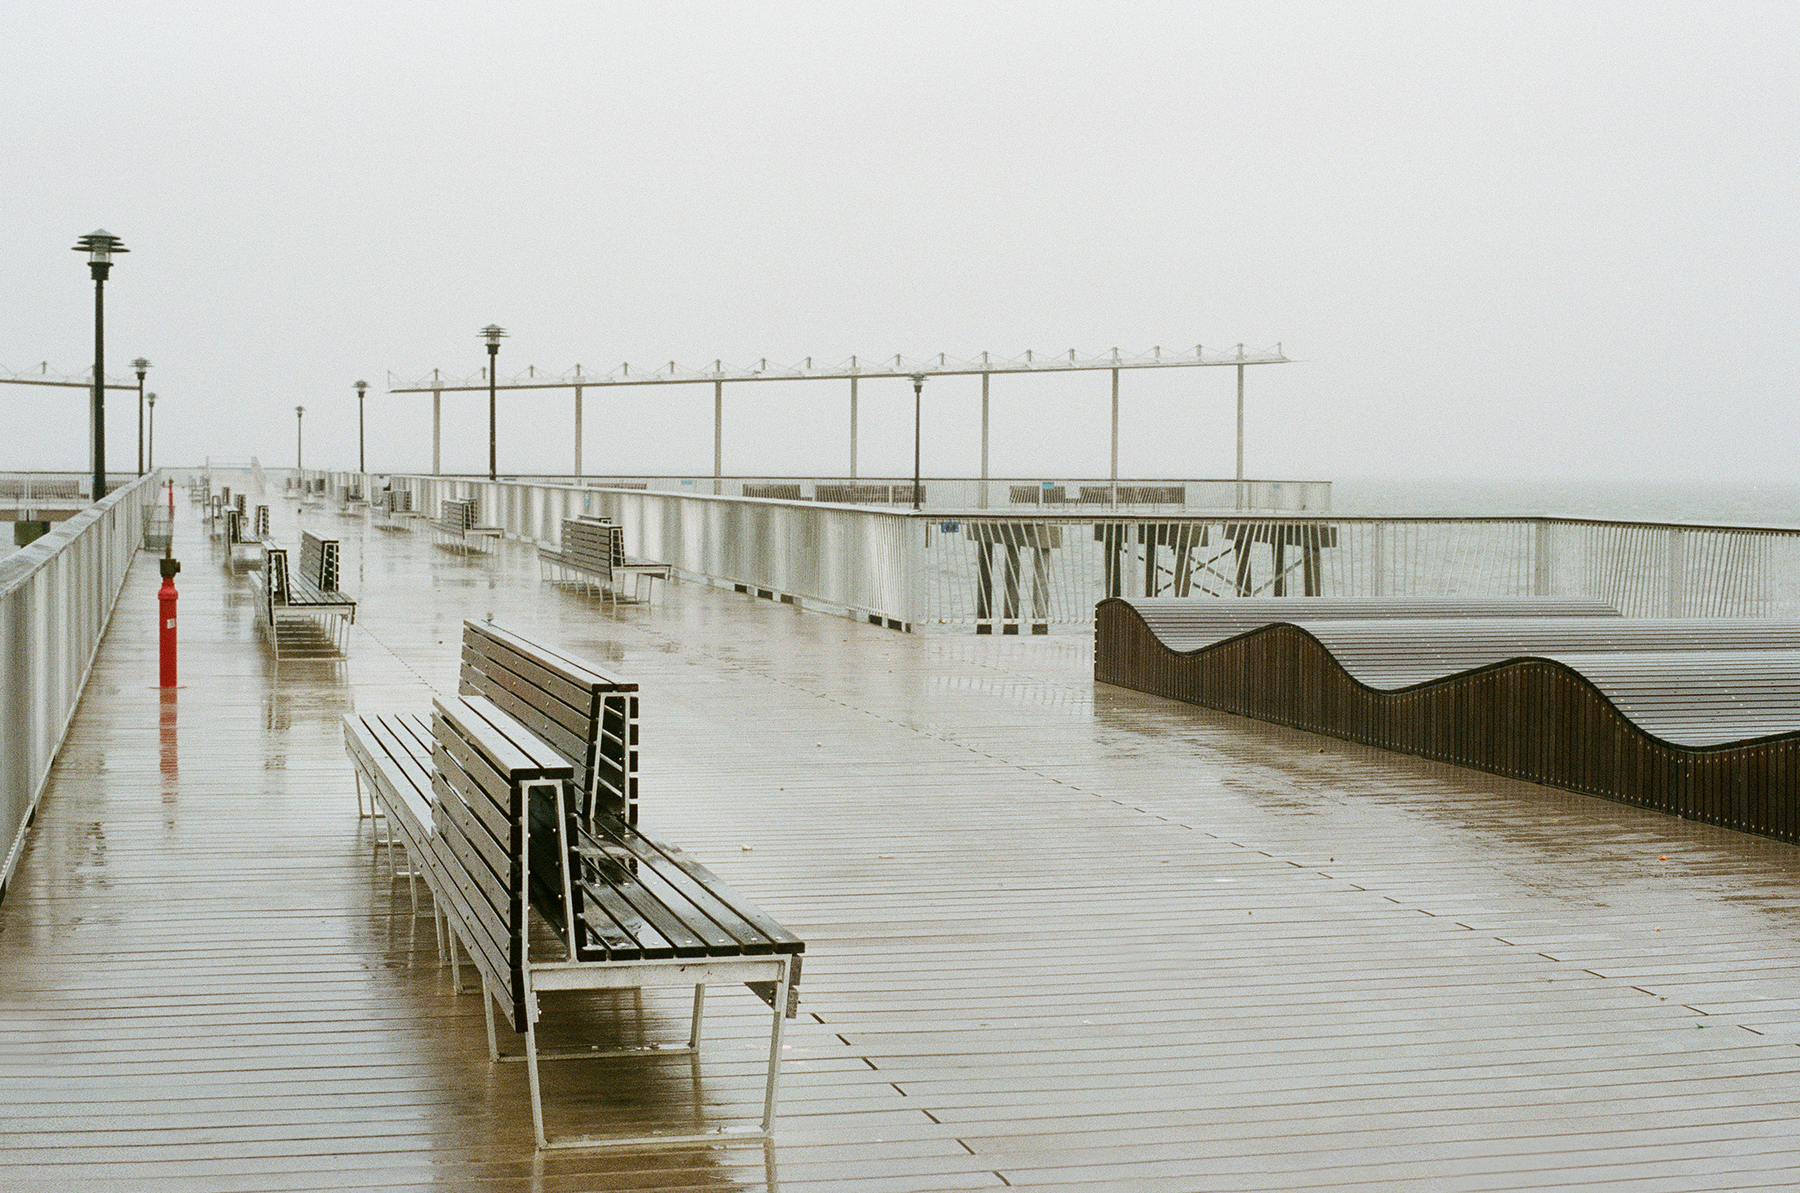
(6, 482, 1800, 1191)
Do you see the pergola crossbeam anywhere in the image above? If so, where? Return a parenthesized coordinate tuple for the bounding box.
(387, 344, 1289, 394)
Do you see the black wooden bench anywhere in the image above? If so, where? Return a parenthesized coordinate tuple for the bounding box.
(372, 487, 415, 533)
(252, 530, 357, 657)
(342, 623, 802, 1149)
(434, 496, 503, 551)
(539, 516, 672, 603)
(224, 504, 273, 566)
(206, 491, 242, 539)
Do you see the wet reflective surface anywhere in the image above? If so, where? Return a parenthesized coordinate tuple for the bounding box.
(6, 482, 1800, 1190)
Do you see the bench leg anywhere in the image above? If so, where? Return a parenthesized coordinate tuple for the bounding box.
(688, 983, 706, 1049)
(483, 981, 503, 1062)
(761, 963, 792, 1134)
(524, 1010, 550, 1149)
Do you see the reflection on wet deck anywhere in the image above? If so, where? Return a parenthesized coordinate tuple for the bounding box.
(6, 485, 1800, 1190)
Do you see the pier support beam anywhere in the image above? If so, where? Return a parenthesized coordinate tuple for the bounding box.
(1110, 367, 1119, 507)
(980, 373, 990, 510)
(1235, 349, 1245, 511)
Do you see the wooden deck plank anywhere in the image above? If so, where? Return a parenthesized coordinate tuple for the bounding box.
(6, 478, 1800, 1189)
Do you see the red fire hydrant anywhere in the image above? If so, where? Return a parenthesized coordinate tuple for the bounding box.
(158, 557, 181, 688)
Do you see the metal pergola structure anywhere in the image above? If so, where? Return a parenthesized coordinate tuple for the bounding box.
(388, 343, 1291, 492)
(1, 364, 138, 393)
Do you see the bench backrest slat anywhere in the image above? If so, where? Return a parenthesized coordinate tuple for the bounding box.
(562, 519, 619, 577)
(440, 497, 477, 531)
(430, 695, 577, 1028)
(299, 531, 340, 592)
(265, 547, 290, 604)
(461, 620, 639, 827)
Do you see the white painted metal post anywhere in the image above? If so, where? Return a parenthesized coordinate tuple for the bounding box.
(1235, 348, 1245, 511)
(1534, 520, 1552, 596)
(573, 385, 583, 477)
(980, 372, 990, 510)
(849, 375, 858, 479)
(431, 390, 441, 475)
(1372, 521, 1386, 597)
(1666, 528, 1686, 617)
(1109, 367, 1119, 507)
(713, 379, 723, 496)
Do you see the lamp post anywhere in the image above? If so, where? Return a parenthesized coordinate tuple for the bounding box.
(132, 358, 150, 475)
(354, 380, 368, 473)
(146, 393, 157, 471)
(480, 325, 507, 481)
(910, 373, 924, 511)
(295, 405, 305, 470)
(73, 230, 127, 500)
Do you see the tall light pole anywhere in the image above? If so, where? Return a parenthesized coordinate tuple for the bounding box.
(354, 380, 368, 473)
(74, 230, 127, 501)
(146, 393, 157, 471)
(480, 325, 507, 481)
(911, 373, 924, 511)
(295, 405, 305, 470)
(132, 358, 150, 475)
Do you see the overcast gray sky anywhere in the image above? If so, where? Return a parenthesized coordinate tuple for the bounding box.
(5, 1, 1795, 486)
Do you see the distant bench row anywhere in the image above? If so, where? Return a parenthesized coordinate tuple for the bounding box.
(343, 620, 802, 1148)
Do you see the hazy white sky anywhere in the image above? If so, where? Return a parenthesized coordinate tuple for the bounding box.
(5, 1, 1796, 485)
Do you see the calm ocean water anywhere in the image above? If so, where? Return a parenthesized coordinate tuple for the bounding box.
(1331, 478, 1800, 529)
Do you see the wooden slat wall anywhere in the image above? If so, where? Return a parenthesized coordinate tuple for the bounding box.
(1097, 599, 1800, 843)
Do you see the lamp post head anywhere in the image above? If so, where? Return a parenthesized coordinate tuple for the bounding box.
(296, 405, 305, 418)
(354, 379, 368, 396)
(73, 230, 127, 279)
(147, 392, 156, 408)
(480, 325, 508, 352)
(132, 357, 150, 379)
(911, 373, 925, 389)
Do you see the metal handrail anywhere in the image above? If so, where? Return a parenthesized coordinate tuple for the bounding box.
(1, 473, 161, 898)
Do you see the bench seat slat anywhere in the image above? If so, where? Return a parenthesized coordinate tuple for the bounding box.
(575, 882, 688, 960)
(578, 825, 768, 955)
(577, 819, 804, 958)
(575, 841, 738, 957)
